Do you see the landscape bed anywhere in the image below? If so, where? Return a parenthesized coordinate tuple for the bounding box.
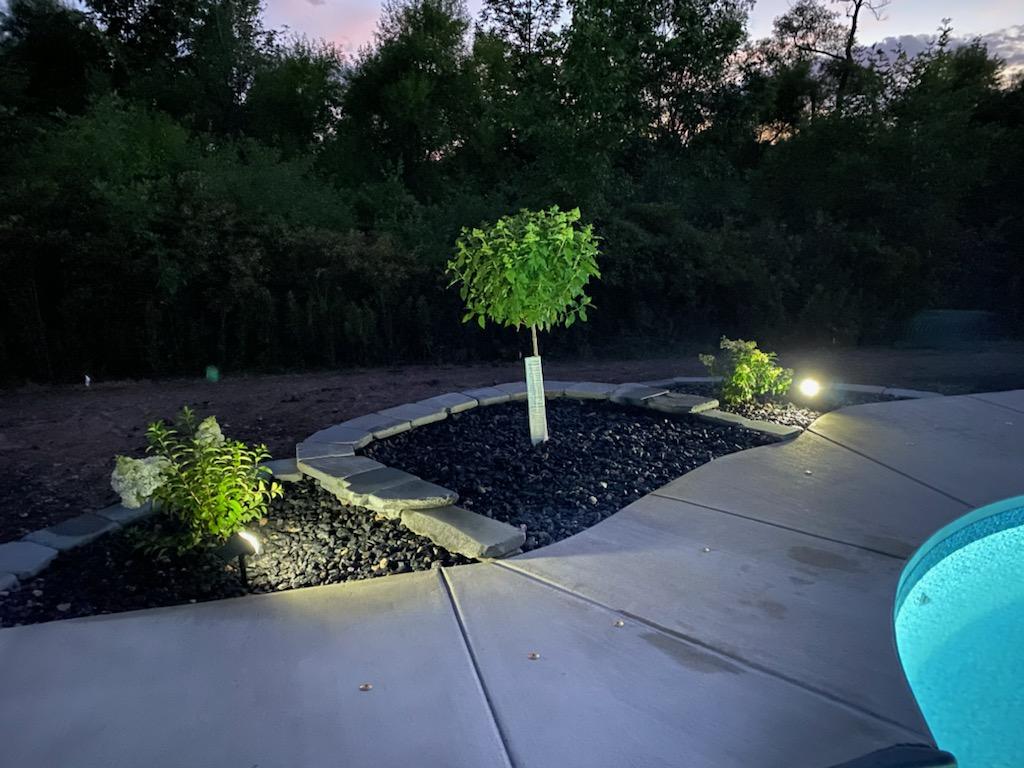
(0, 481, 470, 627)
(364, 399, 775, 550)
(1, 385, 904, 627)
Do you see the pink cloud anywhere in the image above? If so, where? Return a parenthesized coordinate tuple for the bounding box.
(263, 0, 387, 51)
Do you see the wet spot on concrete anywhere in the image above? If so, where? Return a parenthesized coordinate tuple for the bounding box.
(862, 535, 913, 558)
(738, 597, 788, 619)
(640, 632, 742, 674)
(788, 545, 865, 574)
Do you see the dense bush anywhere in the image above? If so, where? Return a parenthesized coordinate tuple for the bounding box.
(112, 407, 282, 553)
(700, 337, 794, 405)
(0, 0, 1021, 383)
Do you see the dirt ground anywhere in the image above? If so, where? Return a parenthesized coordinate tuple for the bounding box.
(2, 342, 1023, 542)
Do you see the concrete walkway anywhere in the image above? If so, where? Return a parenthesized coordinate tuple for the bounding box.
(2, 392, 1022, 767)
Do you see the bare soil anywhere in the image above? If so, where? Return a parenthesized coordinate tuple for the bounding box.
(2, 342, 1022, 542)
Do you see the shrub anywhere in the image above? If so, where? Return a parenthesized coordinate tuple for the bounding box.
(699, 337, 793, 405)
(111, 407, 282, 553)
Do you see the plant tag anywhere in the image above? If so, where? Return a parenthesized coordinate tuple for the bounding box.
(524, 355, 549, 445)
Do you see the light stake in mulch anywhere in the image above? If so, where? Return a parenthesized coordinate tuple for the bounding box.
(218, 529, 262, 589)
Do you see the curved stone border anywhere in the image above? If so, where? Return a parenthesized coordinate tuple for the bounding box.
(293, 377, 846, 561)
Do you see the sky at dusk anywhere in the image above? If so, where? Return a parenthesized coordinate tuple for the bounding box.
(262, 0, 1024, 66)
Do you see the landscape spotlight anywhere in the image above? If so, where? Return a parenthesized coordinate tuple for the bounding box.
(218, 529, 262, 589)
(798, 377, 821, 398)
(238, 529, 262, 555)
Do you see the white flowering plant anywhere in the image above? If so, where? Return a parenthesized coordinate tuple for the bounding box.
(111, 455, 170, 509)
(111, 406, 282, 553)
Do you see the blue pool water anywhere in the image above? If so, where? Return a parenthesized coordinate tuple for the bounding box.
(894, 496, 1024, 768)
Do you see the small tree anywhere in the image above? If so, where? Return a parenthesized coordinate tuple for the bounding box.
(447, 205, 600, 442)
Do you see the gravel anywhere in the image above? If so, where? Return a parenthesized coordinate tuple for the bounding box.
(0, 480, 469, 627)
(364, 399, 775, 551)
(672, 383, 901, 430)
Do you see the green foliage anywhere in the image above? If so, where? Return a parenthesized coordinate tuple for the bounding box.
(447, 206, 600, 334)
(1, 0, 1023, 383)
(700, 337, 794, 404)
(127, 407, 282, 553)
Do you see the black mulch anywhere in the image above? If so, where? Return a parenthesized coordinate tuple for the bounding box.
(364, 399, 776, 551)
(0, 480, 469, 627)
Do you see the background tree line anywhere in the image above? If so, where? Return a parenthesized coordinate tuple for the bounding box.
(1, 0, 1021, 382)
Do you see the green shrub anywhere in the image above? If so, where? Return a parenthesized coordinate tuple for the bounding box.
(111, 407, 282, 553)
(699, 337, 793, 405)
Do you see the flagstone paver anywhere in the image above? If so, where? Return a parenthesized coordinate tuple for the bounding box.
(24, 514, 119, 551)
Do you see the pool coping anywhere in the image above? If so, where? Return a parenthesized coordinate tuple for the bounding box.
(894, 494, 1024, 615)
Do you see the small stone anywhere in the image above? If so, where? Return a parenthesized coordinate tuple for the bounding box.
(702, 546, 711, 553)
(804, 470, 813, 476)
(527, 652, 541, 660)
(613, 620, 625, 628)
(378, 558, 389, 570)
(56, 602, 71, 612)
(32, 589, 43, 597)
(358, 683, 373, 692)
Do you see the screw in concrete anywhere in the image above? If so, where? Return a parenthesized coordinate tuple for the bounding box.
(527, 652, 541, 660)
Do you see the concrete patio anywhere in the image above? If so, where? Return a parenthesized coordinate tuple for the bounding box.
(1, 391, 1021, 767)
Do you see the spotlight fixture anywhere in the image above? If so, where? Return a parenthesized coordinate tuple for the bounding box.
(798, 378, 821, 398)
(218, 529, 262, 589)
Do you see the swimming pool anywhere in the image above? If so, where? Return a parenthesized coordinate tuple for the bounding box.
(894, 495, 1024, 768)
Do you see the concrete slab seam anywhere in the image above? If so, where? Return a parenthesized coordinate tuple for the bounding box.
(964, 394, 1024, 416)
(806, 426, 973, 508)
(647, 490, 919, 561)
(438, 568, 518, 768)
